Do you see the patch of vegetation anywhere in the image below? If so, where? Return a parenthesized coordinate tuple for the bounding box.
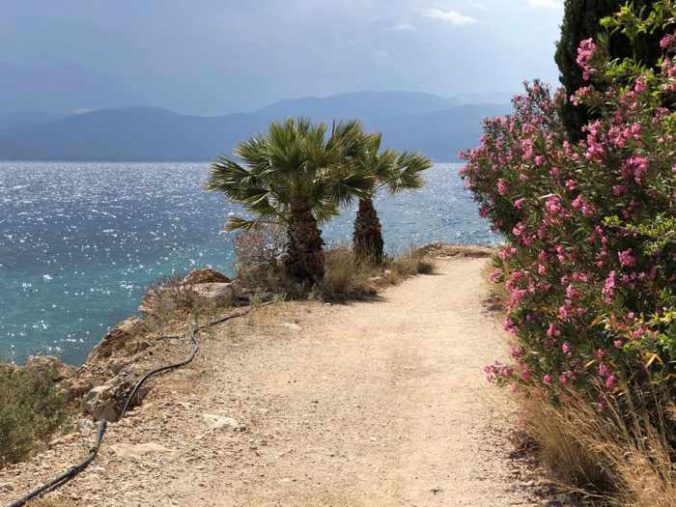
(207, 118, 431, 290)
(519, 386, 674, 506)
(0, 363, 69, 466)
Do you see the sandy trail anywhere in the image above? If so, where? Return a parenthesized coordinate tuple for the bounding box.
(1, 257, 539, 506)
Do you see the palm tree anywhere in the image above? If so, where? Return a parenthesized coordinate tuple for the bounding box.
(352, 134, 432, 264)
(207, 118, 371, 285)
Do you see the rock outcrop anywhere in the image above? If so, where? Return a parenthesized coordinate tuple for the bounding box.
(87, 317, 148, 362)
(182, 268, 231, 285)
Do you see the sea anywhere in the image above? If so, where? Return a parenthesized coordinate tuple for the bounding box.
(0, 162, 496, 365)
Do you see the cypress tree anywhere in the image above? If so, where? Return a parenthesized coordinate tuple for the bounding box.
(555, 0, 663, 140)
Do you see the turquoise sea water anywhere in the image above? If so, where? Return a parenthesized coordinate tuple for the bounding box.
(0, 162, 495, 364)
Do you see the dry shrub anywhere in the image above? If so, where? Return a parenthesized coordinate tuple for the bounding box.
(318, 247, 435, 301)
(520, 385, 675, 506)
(318, 246, 375, 301)
(386, 249, 434, 283)
(141, 274, 200, 327)
(0, 363, 69, 466)
(232, 227, 435, 302)
(233, 225, 291, 296)
(141, 274, 233, 329)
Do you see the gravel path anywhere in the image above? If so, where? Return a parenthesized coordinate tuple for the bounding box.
(1, 257, 541, 506)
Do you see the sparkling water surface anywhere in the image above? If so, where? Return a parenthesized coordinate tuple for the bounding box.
(0, 162, 494, 364)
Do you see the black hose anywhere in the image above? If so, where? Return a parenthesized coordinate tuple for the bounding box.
(7, 305, 258, 507)
(7, 324, 199, 507)
(7, 420, 107, 507)
(120, 325, 198, 419)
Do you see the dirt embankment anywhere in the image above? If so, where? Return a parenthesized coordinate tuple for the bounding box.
(1, 252, 550, 506)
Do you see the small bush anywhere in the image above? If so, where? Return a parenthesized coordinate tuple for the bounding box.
(387, 249, 435, 281)
(318, 247, 374, 301)
(0, 363, 69, 466)
(232, 225, 293, 296)
(141, 274, 201, 327)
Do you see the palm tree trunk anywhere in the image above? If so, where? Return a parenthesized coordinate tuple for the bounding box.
(353, 197, 384, 264)
(285, 198, 325, 285)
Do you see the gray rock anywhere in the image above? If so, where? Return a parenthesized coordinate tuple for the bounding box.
(201, 413, 244, 431)
(192, 283, 236, 307)
(83, 376, 148, 422)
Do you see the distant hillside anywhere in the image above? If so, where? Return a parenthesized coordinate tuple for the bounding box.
(256, 91, 455, 120)
(0, 92, 510, 162)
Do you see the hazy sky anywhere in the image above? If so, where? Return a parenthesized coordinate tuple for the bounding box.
(1, 0, 564, 115)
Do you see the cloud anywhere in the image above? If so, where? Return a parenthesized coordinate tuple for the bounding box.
(423, 8, 477, 25)
(387, 22, 417, 31)
(526, 0, 563, 8)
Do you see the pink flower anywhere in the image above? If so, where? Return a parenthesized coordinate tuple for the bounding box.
(603, 271, 617, 304)
(543, 374, 552, 385)
(660, 34, 674, 50)
(618, 249, 636, 268)
(497, 178, 509, 195)
(605, 374, 617, 389)
(545, 196, 562, 215)
(489, 270, 502, 283)
(565, 285, 581, 300)
(613, 184, 628, 196)
(503, 318, 517, 336)
(547, 323, 561, 338)
(634, 78, 646, 93)
(576, 38, 598, 81)
(623, 155, 649, 182)
(562, 342, 571, 354)
(510, 345, 524, 359)
(514, 197, 526, 209)
(512, 222, 526, 237)
(613, 339, 623, 349)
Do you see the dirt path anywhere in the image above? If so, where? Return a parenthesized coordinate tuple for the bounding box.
(2, 257, 541, 506)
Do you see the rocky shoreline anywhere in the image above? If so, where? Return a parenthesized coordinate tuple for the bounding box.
(9, 268, 252, 428)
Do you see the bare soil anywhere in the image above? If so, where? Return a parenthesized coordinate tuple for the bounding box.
(1, 256, 545, 506)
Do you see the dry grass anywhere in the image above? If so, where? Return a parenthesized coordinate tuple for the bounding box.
(141, 274, 233, 330)
(519, 386, 675, 506)
(317, 246, 435, 302)
(317, 247, 375, 301)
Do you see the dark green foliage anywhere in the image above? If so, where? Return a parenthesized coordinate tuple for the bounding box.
(0, 364, 69, 466)
(207, 118, 372, 286)
(555, 0, 664, 139)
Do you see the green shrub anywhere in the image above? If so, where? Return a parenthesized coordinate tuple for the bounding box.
(0, 363, 69, 466)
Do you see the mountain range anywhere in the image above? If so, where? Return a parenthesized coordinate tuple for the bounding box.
(0, 92, 512, 162)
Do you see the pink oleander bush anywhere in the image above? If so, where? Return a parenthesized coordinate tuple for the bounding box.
(461, 6, 675, 423)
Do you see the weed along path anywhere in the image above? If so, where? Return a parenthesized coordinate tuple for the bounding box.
(2, 254, 541, 506)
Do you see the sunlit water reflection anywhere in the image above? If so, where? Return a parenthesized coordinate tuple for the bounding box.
(0, 162, 495, 364)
